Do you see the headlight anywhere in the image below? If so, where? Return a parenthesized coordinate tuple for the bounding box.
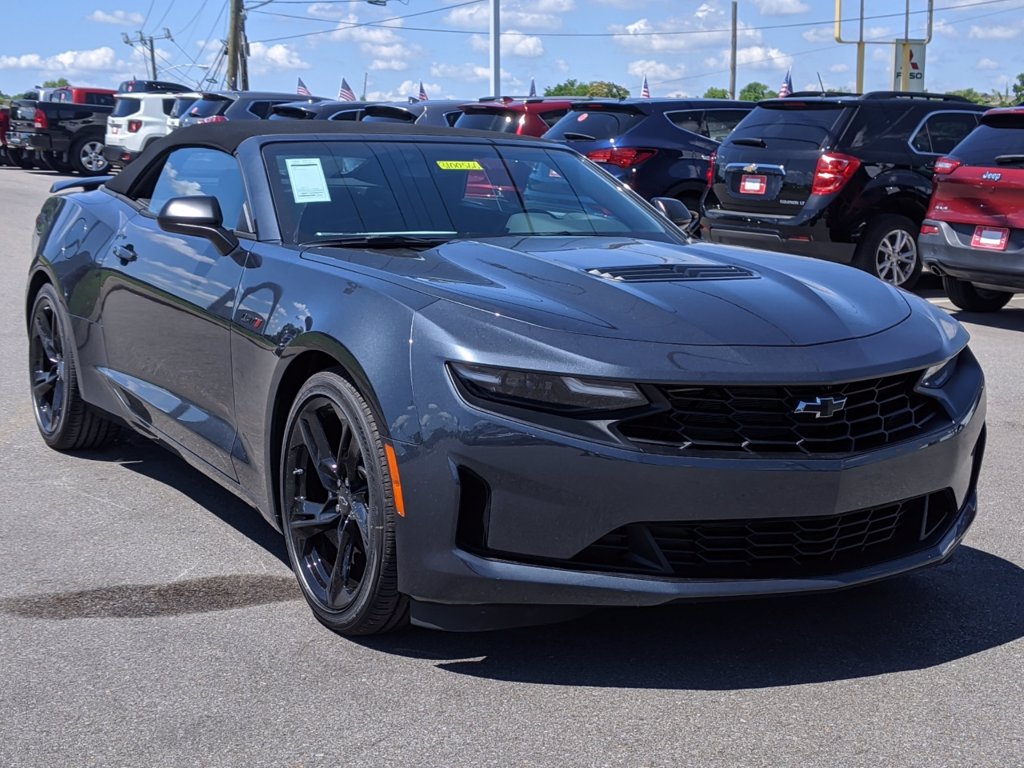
(919, 356, 957, 388)
(449, 362, 648, 415)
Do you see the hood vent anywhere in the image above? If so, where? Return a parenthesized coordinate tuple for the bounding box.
(586, 264, 757, 283)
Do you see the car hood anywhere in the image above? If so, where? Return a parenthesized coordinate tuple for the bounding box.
(306, 236, 912, 346)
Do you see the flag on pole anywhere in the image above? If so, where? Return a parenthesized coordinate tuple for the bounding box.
(338, 77, 356, 101)
(297, 77, 312, 97)
(528, 77, 537, 97)
(640, 74, 650, 98)
(778, 69, 793, 98)
(418, 80, 428, 101)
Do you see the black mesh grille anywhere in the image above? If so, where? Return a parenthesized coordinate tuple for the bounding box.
(586, 264, 756, 282)
(569, 490, 958, 580)
(618, 371, 947, 455)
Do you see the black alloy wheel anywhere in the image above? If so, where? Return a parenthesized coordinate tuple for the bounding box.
(281, 371, 406, 635)
(28, 284, 118, 450)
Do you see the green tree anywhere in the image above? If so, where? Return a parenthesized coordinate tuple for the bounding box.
(703, 86, 730, 98)
(1011, 73, 1024, 104)
(739, 81, 775, 101)
(948, 88, 989, 105)
(545, 79, 630, 98)
(41, 78, 70, 88)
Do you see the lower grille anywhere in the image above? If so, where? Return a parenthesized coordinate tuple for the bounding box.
(566, 490, 958, 580)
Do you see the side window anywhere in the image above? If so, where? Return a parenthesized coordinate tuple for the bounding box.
(703, 109, 750, 141)
(666, 110, 704, 135)
(911, 112, 980, 154)
(161, 99, 175, 116)
(140, 147, 250, 233)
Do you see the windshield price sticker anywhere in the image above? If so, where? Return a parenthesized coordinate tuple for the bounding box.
(285, 158, 331, 203)
(436, 160, 484, 171)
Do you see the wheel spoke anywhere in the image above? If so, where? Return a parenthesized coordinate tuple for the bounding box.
(327, 520, 360, 608)
(299, 409, 340, 491)
(349, 498, 370, 552)
(33, 313, 58, 362)
(342, 432, 364, 491)
(289, 496, 342, 533)
(31, 369, 57, 396)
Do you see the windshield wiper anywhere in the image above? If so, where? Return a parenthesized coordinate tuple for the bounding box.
(561, 131, 597, 140)
(994, 154, 1024, 165)
(303, 234, 454, 249)
(732, 137, 767, 148)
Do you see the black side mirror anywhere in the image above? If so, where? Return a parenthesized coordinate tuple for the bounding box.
(157, 196, 238, 256)
(650, 196, 701, 237)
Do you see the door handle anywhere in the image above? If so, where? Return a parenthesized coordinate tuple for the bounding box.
(113, 244, 137, 264)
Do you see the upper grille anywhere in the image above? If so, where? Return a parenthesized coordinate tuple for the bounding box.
(586, 264, 756, 282)
(568, 490, 958, 580)
(618, 371, 947, 455)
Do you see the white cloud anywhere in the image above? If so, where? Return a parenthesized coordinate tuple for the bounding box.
(829, 63, 849, 73)
(707, 45, 792, 72)
(933, 18, 959, 38)
(611, 10, 761, 54)
(753, 0, 809, 14)
(0, 46, 125, 74)
(968, 25, 1019, 39)
(802, 26, 833, 44)
(430, 62, 513, 83)
(247, 43, 310, 74)
(470, 30, 544, 57)
(627, 59, 685, 81)
(327, 14, 423, 72)
(445, 0, 569, 31)
(976, 57, 999, 70)
(88, 9, 144, 25)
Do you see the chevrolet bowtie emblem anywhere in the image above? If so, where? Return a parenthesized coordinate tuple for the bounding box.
(743, 163, 758, 173)
(794, 395, 847, 419)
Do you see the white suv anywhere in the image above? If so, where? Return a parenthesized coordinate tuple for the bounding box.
(103, 93, 177, 166)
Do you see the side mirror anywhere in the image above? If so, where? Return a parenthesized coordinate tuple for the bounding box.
(157, 196, 238, 256)
(651, 196, 699, 236)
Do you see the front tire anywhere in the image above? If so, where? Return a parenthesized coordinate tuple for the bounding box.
(280, 371, 407, 635)
(28, 284, 119, 450)
(854, 214, 922, 289)
(942, 276, 1014, 312)
(69, 136, 109, 175)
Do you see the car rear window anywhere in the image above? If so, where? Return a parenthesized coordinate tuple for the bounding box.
(112, 98, 141, 118)
(86, 93, 115, 107)
(729, 103, 850, 147)
(169, 98, 196, 119)
(454, 111, 520, 133)
(950, 123, 1024, 165)
(189, 98, 231, 118)
(544, 109, 645, 141)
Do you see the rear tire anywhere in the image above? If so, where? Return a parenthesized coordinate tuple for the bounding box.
(69, 136, 109, 176)
(28, 284, 119, 450)
(280, 371, 407, 636)
(942, 276, 1014, 312)
(8, 147, 33, 169)
(854, 214, 922, 289)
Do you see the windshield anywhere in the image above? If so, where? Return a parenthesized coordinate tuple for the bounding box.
(262, 140, 681, 245)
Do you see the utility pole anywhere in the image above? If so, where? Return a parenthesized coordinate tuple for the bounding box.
(490, 0, 501, 97)
(226, 0, 244, 90)
(729, 1, 737, 100)
(121, 28, 174, 79)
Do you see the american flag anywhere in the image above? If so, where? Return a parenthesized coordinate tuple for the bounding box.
(297, 77, 312, 97)
(640, 74, 650, 98)
(778, 69, 793, 98)
(528, 77, 536, 97)
(418, 80, 428, 101)
(338, 77, 356, 101)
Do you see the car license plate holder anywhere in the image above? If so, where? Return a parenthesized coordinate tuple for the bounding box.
(971, 226, 1009, 251)
(740, 174, 768, 195)
(110, 126, 120, 135)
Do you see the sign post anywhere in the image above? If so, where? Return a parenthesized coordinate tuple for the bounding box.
(893, 39, 927, 92)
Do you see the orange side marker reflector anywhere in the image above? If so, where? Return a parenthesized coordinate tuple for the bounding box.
(384, 443, 406, 517)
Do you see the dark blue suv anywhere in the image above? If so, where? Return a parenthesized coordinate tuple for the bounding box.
(544, 98, 753, 209)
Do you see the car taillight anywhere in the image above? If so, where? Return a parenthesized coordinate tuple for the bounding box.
(127, 120, 142, 133)
(33, 108, 48, 130)
(933, 156, 962, 175)
(706, 150, 717, 186)
(586, 147, 658, 169)
(920, 223, 940, 235)
(810, 152, 861, 196)
(199, 115, 228, 124)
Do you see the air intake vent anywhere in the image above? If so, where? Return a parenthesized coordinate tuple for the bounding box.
(586, 264, 756, 282)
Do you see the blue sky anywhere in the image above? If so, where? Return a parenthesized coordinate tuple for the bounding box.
(2, 0, 1024, 100)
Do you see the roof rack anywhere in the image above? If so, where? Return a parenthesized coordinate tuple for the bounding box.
(786, 90, 859, 98)
(860, 91, 970, 102)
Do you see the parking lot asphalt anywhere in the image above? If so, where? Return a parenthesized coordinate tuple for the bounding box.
(0, 165, 1020, 768)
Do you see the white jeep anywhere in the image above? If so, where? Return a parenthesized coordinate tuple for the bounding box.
(103, 93, 178, 166)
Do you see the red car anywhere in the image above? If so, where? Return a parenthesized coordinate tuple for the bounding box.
(454, 97, 576, 137)
(921, 107, 1024, 311)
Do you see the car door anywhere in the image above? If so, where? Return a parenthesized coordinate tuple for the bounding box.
(98, 146, 251, 479)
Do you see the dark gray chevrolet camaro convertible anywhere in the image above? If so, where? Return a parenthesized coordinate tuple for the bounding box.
(26, 121, 986, 634)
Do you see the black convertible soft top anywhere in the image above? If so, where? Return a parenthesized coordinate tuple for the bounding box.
(104, 120, 545, 195)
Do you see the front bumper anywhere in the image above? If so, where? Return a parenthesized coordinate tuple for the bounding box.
(394, 341, 986, 624)
(921, 219, 1024, 292)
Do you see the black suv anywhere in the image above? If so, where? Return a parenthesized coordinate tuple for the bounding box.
(701, 92, 988, 288)
(545, 99, 753, 209)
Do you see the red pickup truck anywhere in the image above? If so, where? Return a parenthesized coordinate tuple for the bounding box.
(7, 86, 116, 174)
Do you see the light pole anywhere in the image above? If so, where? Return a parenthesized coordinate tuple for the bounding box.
(490, 0, 500, 97)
